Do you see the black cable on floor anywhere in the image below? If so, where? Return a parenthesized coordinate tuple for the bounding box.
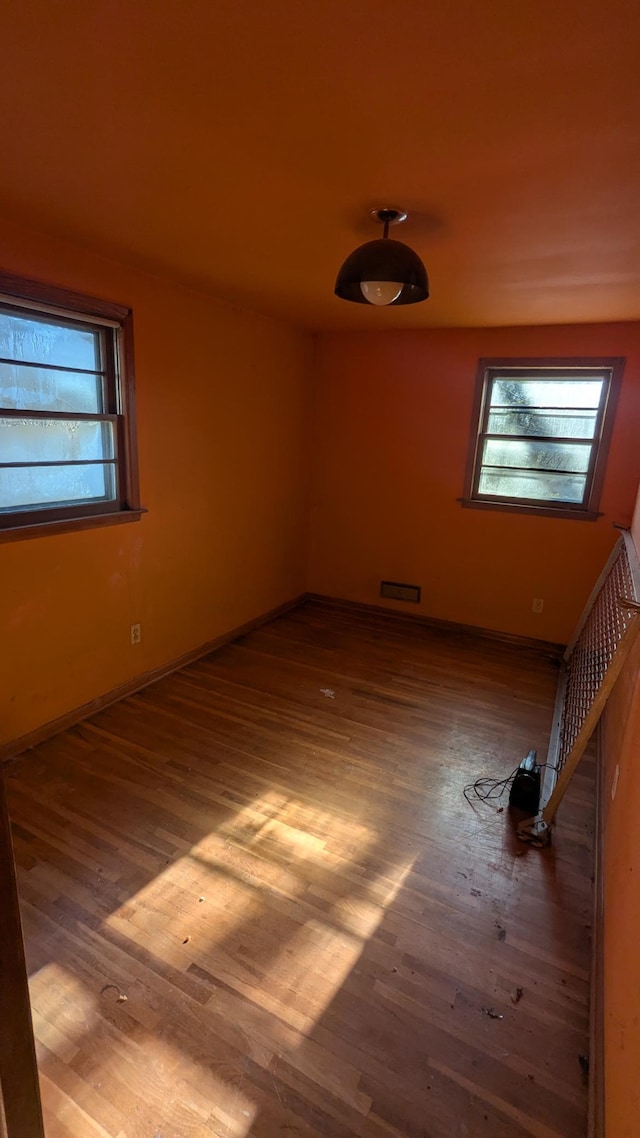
(463, 763, 558, 808)
(463, 765, 521, 807)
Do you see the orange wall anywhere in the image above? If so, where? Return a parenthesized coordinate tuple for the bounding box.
(0, 218, 312, 748)
(601, 488, 640, 1138)
(309, 326, 640, 643)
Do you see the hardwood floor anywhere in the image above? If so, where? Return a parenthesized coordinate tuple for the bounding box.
(6, 600, 595, 1138)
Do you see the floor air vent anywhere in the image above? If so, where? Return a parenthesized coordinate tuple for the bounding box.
(380, 581, 421, 603)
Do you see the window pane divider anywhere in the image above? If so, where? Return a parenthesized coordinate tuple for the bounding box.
(0, 356, 106, 377)
(489, 405, 599, 413)
(481, 464, 587, 475)
(482, 433, 594, 445)
(0, 459, 117, 469)
(0, 409, 117, 422)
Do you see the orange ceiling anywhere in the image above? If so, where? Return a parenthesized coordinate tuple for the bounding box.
(2, 0, 639, 331)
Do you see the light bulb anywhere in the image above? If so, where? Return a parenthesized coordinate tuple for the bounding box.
(360, 280, 403, 306)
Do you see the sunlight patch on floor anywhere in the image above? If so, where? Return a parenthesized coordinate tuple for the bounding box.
(104, 791, 377, 955)
(215, 788, 373, 860)
(31, 964, 258, 1138)
(83, 791, 416, 1133)
(29, 961, 97, 1064)
(263, 855, 415, 1025)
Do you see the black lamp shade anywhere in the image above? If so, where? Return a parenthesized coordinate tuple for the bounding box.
(335, 237, 429, 305)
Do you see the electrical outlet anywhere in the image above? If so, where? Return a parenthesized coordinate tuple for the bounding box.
(130, 623, 141, 645)
(532, 598, 544, 614)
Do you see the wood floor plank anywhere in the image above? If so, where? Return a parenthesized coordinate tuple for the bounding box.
(6, 600, 593, 1137)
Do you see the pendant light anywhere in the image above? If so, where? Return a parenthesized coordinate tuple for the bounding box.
(335, 208, 429, 306)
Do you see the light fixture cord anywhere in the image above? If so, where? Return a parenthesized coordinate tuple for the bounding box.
(383, 219, 389, 239)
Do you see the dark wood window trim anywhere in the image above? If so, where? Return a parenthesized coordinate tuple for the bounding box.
(460, 356, 625, 521)
(0, 271, 145, 541)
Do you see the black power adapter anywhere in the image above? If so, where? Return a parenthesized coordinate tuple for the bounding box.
(509, 749, 541, 814)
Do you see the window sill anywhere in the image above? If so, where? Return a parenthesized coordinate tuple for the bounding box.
(0, 507, 147, 543)
(458, 498, 601, 522)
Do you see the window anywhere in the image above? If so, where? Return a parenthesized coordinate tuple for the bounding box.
(0, 272, 143, 540)
(461, 357, 624, 520)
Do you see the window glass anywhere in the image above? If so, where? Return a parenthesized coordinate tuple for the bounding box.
(0, 361, 103, 413)
(0, 310, 100, 370)
(0, 418, 114, 464)
(0, 276, 141, 537)
(463, 360, 622, 517)
(0, 464, 114, 511)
